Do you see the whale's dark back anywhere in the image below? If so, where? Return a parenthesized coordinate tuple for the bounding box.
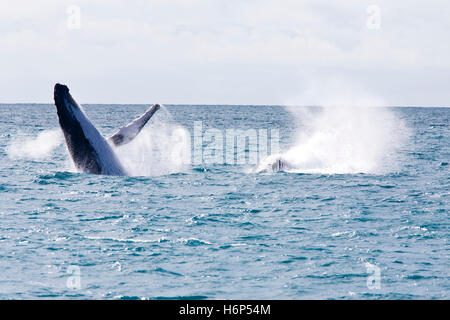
(53, 84, 125, 175)
(54, 84, 101, 174)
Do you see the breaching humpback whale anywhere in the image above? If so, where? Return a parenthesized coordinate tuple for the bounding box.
(53, 83, 160, 175)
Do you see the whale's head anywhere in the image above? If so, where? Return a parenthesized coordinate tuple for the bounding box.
(54, 83, 69, 96)
(53, 83, 89, 133)
(54, 83, 79, 115)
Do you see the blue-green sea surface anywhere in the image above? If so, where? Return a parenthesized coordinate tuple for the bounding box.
(0, 104, 448, 299)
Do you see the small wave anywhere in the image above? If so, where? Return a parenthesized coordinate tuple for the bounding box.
(84, 235, 163, 243)
(34, 171, 79, 185)
(153, 267, 184, 277)
(179, 238, 211, 246)
(331, 231, 356, 238)
(38, 171, 78, 180)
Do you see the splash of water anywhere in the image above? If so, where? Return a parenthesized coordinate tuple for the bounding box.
(282, 106, 408, 174)
(114, 105, 191, 177)
(7, 107, 190, 177)
(257, 79, 409, 174)
(7, 129, 63, 160)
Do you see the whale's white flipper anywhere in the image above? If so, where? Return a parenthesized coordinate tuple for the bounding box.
(108, 104, 160, 147)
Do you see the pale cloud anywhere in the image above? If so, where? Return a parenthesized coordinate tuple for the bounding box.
(0, 0, 449, 106)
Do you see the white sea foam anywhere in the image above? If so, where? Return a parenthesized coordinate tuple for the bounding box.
(7, 129, 63, 159)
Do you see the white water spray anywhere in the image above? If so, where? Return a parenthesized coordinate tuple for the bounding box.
(7, 129, 63, 160)
(286, 106, 406, 174)
(257, 80, 409, 174)
(114, 105, 191, 177)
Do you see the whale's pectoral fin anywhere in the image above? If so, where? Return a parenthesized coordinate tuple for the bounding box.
(108, 104, 160, 147)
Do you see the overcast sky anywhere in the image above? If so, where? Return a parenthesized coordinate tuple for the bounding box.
(1, 0, 449, 106)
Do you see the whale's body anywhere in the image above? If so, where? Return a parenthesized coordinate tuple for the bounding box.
(53, 83, 159, 175)
(254, 154, 291, 173)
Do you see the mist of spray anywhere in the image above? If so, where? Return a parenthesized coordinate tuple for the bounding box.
(284, 106, 407, 174)
(7, 129, 63, 160)
(258, 79, 409, 174)
(113, 105, 191, 177)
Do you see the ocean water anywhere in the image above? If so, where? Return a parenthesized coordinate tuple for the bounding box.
(0, 104, 448, 299)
